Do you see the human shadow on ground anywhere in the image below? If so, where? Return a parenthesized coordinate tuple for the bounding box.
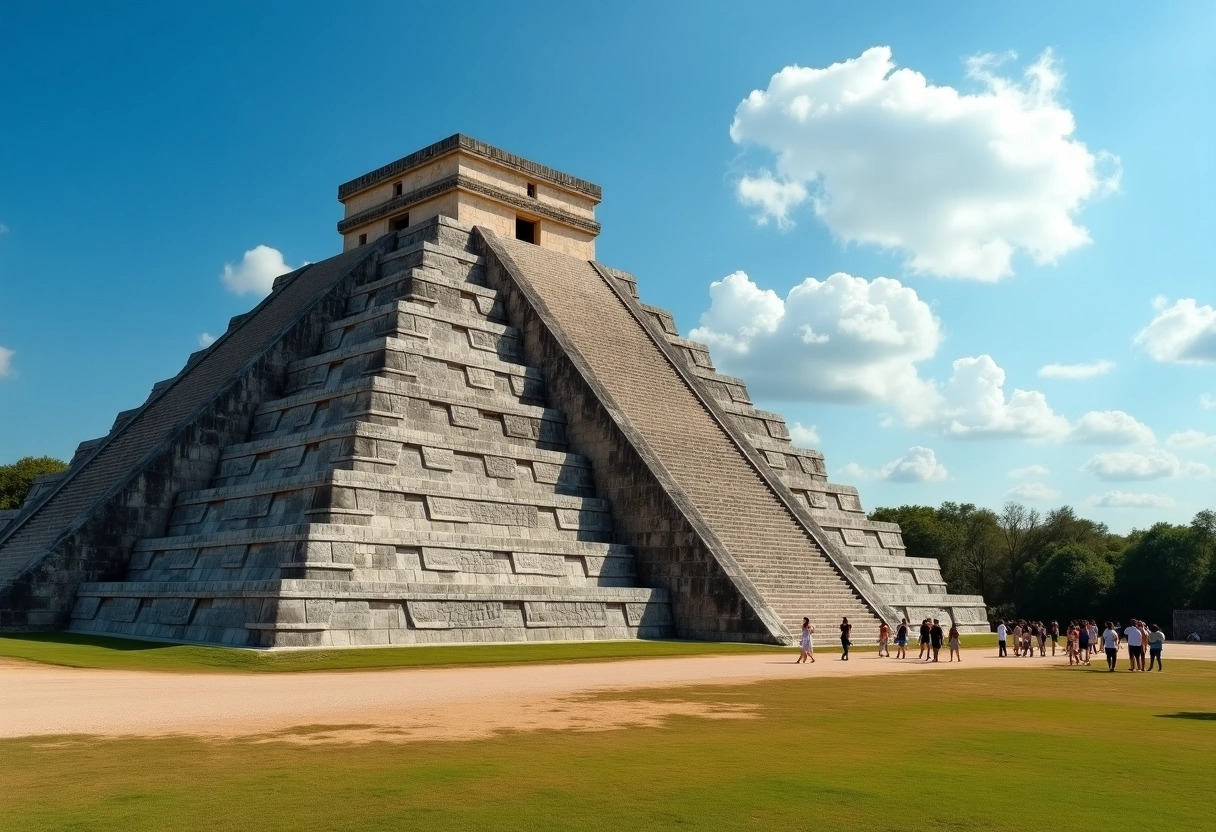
(1155, 712, 1216, 721)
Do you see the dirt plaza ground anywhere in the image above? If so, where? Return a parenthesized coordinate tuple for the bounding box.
(4, 641, 1214, 742)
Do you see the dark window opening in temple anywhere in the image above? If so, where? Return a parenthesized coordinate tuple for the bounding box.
(393, 182, 403, 197)
(526, 183, 537, 198)
(358, 233, 367, 246)
(391, 213, 410, 231)
(515, 217, 536, 244)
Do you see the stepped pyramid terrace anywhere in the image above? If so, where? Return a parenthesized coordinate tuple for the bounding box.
(0, 134, 988, 648)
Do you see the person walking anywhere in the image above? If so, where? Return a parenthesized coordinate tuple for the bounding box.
(1124, 619, 1144, 671)
(1078, 621, 1091, 665)
(877, 621, 890, 657)
(996, 620, 1008, 658)
(1137, 621, 1150, 671)
(796, 617, 815, 664)
(1067, 623, 1079, 666)
(918, 619, 931, 660)
(839, 617, 852, 661)
(1147, 624, 1165, 671)
(1012, 622, 1022, 657)
(1037, 623, 1047, 657)
(895, 618, 909, 659)
(1049, 621, 1059, 657)
(929, 619, 944, 662)
(947, 623, 961, 662)
(1102, 621, 1120, 671)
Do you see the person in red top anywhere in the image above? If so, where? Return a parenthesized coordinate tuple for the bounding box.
(878, 622, 890, 658)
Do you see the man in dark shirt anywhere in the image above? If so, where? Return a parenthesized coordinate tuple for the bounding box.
(929, 619, 945, 662)
(918, 619, 932, 661)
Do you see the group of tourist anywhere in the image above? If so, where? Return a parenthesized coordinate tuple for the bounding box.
(996, 618, 1167, 671)
(795, 614, 1172, 671)
(795, 616, 961, 664)
(993, 619, 1060, 658)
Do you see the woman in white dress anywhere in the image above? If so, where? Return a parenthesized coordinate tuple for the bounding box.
(797, 617, 815, 663)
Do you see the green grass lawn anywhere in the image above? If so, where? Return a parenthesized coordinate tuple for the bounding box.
(0, 631, 997, 673)
(2, 659, 1212, 831)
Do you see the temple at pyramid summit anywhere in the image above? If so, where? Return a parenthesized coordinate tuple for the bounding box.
(0, 135, 988, 647)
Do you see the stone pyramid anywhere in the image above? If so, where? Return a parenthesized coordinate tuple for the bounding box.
(0, 135, 986, 647)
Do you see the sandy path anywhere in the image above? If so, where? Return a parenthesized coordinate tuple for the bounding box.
(3, 644, 1214, 743)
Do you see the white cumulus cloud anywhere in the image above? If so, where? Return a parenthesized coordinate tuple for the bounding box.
(1068, 410, 1155, 445)
(788, 422, 820, 446)
(881, 446, 948, 482)
(0, 345, 13, 379)
(1081, 449, 1209, 481)
(730, 46, 1119, 280)
(1167, 430, 1216, 450)
(1133, 297, 1216, 365)
(1201, 393, 1215, 410)
(736, 173, 808, 229)
(1091, 491, 1175, 509)
(220, 245, 297, 297)
(1007, 482, 1060, 501)
(691, 271, 1074, 438)
(198, 333, 217, 348)
(690, 271, 941, 420)
(838, 446, 947, 483)
(1009, 464, 1051, 478)
(1038, 360, 1115, 380)
(937, 355, 1070, 439)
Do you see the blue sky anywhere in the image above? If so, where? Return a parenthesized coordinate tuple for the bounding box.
(1, 2, 1212, 532)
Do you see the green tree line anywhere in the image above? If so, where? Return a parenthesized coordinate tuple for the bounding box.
(0, 456, 68, 510)
(870, 502, 1216, 635)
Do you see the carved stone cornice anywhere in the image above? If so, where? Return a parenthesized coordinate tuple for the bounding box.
(337, 173, 602, 236)
(337, 134, 601, 201)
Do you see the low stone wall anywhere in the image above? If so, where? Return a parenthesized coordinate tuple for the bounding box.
(1173, 609, 1216, 641)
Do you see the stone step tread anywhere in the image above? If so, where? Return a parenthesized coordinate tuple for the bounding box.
(132, 524, 637, 557)
(172, 469, 612, 512)
(221, 422, 591, 469)
(285, 333, 533, 379)
(254, 376, 562, 424)
(77, 580, 667, 602)
(379, 239, 486, 268)
(326, 298, 518, 342)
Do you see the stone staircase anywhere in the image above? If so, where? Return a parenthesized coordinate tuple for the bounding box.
(68, 217, 672, 647)
(482, 235, 894, 642)
(607, 274, 989, 634)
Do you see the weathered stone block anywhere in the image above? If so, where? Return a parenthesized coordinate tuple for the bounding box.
(426, 496, 538, 527)
(625, 602, 673, 628)
(449, 405, 480, 428)
(465, 366, 495, 390)
(511, 552, 567, 576)
(407, 600, 505, 629)
(524, 602, 607, 627)
(555, 508, 611, 532)
(100, 597, 142, 623)
(840, 528, 870, 547)
(421, 547, 509, 574)
(483, 456, 516, 479)
(72, 596, 102, 620)
(501, 414, 537, 439)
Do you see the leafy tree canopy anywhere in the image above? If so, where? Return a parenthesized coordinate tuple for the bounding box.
(0, 456, 69, 511)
